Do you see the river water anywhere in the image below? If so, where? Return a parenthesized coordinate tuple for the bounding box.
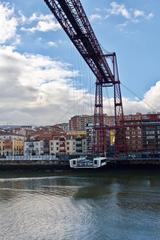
(0, 170, 160, 240)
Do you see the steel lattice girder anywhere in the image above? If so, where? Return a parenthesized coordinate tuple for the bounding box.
(44, 0, 114, 84)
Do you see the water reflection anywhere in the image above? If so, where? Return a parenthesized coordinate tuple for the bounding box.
(0, 170, 160, 240)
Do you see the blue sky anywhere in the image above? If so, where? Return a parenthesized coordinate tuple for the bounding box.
(0, 0, 160, 125)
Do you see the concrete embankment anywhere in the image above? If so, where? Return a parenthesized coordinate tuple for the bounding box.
(0, 159, 160, 171)
(0, 160, 70, 170)
(107, 158, 160, 169)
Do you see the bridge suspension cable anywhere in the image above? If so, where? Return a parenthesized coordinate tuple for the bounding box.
(44, 0, 126, 156)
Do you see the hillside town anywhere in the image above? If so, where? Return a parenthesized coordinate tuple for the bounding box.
(0, 112, 160, 159)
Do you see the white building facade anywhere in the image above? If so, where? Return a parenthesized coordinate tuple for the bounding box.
(24, 140, 45, 156)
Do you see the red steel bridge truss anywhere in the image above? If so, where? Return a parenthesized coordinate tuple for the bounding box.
(44, 0, 126, 156)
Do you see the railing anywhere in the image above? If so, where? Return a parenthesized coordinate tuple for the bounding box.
(0, 155, 159, 162)
(111, 156, 160, 161)
(0, 155, 59, 161)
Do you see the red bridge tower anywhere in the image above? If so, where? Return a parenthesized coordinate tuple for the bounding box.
(44, 0, 126, 156)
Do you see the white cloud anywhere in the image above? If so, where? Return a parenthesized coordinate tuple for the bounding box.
(0, 2, 61, 37)
(89, 2, 154, 30)
(0, 46, 160, 125)
(0, 2, 18, 43)
(122, 81, 160, 114)
(21, 13, 60, 33)
(0, 46, 94, 125)
(105, 1, 154, 27)
(17, 10, 27, 24)
(122, 98, 150, 114)
(109, 2, 131, 19)
(143, 81, 160, 110)
(133, 10, 145, 18)
(133, 10, 154, 20)
(146, 12, 154, 20)
(0, 46, 160, 124)
(47, 41, 58, 47)
(47, 40, 65, 47)
(89, 14, 102, 23)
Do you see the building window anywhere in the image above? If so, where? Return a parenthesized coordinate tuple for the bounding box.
(146, 136, 155, 139)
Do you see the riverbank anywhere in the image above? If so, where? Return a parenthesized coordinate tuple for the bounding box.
(0, 160, 70, 170)
(0, 158, 160, 171)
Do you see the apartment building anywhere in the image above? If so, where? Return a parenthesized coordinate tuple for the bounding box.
(24, 140, 45, 156)
(49, 132, 87, 155)
(125, 113, 160, 153)
(0, 139, 24, 156)
(0, 134, 25, 156)
(69, 115, 115, 131)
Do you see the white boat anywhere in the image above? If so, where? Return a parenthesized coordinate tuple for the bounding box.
(69, 156, 107, 169)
